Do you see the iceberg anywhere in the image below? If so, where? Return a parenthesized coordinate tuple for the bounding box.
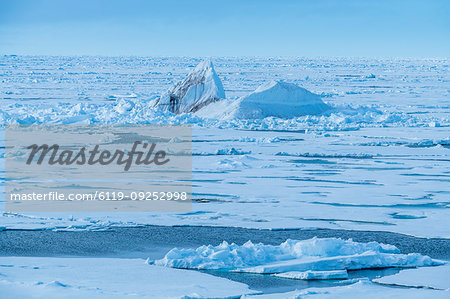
(151, 238, 443, 276)
(154, 59, 225, 114)
(196, 80, 330, 119)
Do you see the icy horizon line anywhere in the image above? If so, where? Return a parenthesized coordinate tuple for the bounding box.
(2, 54, 448, 60)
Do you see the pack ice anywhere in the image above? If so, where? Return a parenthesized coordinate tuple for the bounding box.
(153, 59, 225, 114)
(197, 80, 330, 119)
(151, 237, 443, 279)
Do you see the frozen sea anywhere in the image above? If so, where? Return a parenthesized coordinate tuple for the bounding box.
(0, 56, 449, 298)
(0, 56, 448, 238)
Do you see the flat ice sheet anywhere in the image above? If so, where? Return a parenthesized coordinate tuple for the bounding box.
(273, 270, 349, 280)
(244, 280, 450, 299)
(0, 257, 255, 298)
(374, 263, 450, 290)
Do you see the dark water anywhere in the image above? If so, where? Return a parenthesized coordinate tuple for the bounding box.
(201, 268, 402, 294)
(1, 226, 448, 259)
(1, 226, 449, 294)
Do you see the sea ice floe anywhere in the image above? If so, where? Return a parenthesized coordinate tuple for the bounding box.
(0, 257, 255, 298)
(374, 263, 450, 290)
(244, 280, 450, 299)
(151, 237, 443, 276)
(216, 147, 251, 155)
(274, 270, 349, 280)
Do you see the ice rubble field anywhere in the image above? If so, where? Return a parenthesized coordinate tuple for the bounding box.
(0, 56, 449, 238)
(152, 237, 442, 274)
(0, 56, 449, 297)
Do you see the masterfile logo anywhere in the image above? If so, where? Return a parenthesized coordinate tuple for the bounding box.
(25, 141, 170, 171)
(4, 124, 192, 212)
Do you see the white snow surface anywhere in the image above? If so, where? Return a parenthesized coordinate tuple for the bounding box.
(244, 280, 450, 299)
(154, 59, 225, 113)
(152, 237, 442, 274)
(0, 257, 255, 299)
(374, 263, 450, 290)
(197, 80, 330, 119)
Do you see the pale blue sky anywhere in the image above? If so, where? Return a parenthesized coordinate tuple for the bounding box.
(0, 0, 449, 57)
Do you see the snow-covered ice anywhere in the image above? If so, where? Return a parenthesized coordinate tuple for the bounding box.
(0, 56, 449, 239)
(274, 270, 349, 280)
(374, 263, 450, 290)
(0, 55, 449, 298)
(152, 237, 442, 274)
(0, 257, 256, 298)
(244, 280, 450, 299)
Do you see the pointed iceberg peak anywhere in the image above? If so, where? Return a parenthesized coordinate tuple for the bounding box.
(154, 59, 225, 114)
(193, 58, 215, 72)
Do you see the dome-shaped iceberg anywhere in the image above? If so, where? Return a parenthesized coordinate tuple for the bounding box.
(196, 80, 330, 119)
